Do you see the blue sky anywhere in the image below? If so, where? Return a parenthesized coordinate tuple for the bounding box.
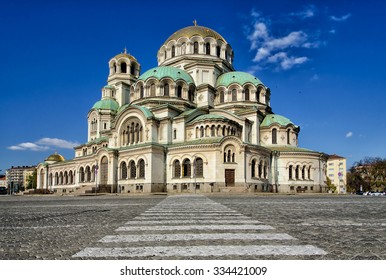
(1, 0, 385, 174)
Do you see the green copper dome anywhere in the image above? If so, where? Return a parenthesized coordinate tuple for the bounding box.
(138, 66, 195, 85)
(261, 114, 298, 128)
(188, 114, 228, 124)
(216, 71, 264, 88)
(92, 97, 119, 112)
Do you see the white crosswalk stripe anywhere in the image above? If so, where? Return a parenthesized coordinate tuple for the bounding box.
(74, 245, 326, 258)
(100, 233, 295, 243)
(116, 224, 274, 231)
(73, 195, 327, 258)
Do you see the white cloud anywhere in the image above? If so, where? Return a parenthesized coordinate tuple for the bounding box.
(266, 52, 308, 70)
(346, 132, 353, 138)
(247, 13, 318, 70)
(330, 13, 351, 22)
(290, 5, 317, 19)
(8, 142, 49, 151)
(36, 138, 79, 149)
(8, 137, 79, 152)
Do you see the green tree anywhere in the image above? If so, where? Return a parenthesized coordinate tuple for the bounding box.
(349, 157, 386, 192)
(26, 170, 37, 190)
(325, 177, 337, 193)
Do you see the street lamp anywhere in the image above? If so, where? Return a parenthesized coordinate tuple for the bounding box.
(193, 156, 196, 194)
(94, 163, 98, 196)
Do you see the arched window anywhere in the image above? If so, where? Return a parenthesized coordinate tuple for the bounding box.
(49, 173, 52, 186)
(138, 159, 145, 178)
(232, 89, 237, 101)
(245, 88, 250, 101)
(121, 162, 127, 179)
(85, 166, 91, 182)
(177, 85, 182, 98)
(55, 172, 58, 185)
(272, 128, 277, 144)
(181, 43, 186, 54)
(150, 83, 156, 97)
(211, 125, 215, 137)
(258, 161, 263, 178)
(200, 126, 204, 137)
(216, 46, 221, 57)
(69, 171, 73, 184)
(188, 88, 194, 102)
(120, 62, 127, 73)
(183, 159, 191, 177)
(256, 88, 260, 102)
(63, 171, 68, 184)
(174, 160, 181, 178)
(295, 165, 299, 180)
(220, 91, 224, 103)
(287, 129, 291, 145)
(193, 42, 199, 54)
(59, 172, 63, 185)
(251, 160, 256, 178)
(113, 63, 117, 73)
(140, 86, 144, 98)
(79, 167, 84, 183)
(129, 160, 136, 179)
(164, 51, 167, 59)
(289, 165, 293, 180)
(164, 83, 169, 96)
(302, 166, 306, 180)
(195, 157, 203, 177)
(130, 64, 135, 75)
(264, 165, 268, 179)
(171, 46, 175, 57)
(205, 42, 210, 55)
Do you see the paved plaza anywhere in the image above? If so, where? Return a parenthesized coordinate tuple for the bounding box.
(0, 194, 385, 260)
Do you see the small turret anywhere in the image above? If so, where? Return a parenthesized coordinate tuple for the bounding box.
(107, 49, 141, 106)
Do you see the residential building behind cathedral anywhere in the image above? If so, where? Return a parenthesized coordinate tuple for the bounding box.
(37, 24, 328, 194)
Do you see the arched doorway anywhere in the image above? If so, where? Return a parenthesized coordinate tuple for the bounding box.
(100, 156, 108, 185)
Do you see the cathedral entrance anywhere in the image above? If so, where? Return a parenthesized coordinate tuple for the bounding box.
(100, 156, 108, 185)
(225, 169, 235, 187)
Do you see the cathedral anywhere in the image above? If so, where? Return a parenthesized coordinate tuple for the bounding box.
(36, 24, 328, 194)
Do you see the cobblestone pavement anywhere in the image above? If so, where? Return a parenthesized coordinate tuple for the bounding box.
(1, 194, 385, 260)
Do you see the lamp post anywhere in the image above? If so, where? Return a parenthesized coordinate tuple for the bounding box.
(193, 156, 196, 194)
(94, 163, 98, 196)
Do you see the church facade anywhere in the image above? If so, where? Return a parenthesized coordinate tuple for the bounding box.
(36, 24, 328, 194)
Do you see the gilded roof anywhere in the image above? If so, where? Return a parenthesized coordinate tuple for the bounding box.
(164, 25, 227, 45)
(45, 152, 65, 162)
(216, 71, 264, 88)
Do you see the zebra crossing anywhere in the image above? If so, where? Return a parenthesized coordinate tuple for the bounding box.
(73, 195, 326, 258)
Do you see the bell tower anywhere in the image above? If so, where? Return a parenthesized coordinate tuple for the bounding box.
(107, 49, 141, 106)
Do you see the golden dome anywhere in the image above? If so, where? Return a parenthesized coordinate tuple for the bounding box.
(45, 152, 65, 162)
(164, 25, 227, 45)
